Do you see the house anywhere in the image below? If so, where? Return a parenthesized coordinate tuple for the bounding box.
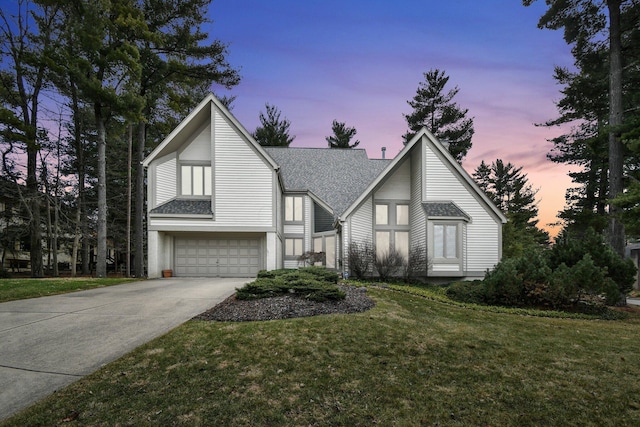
(142, 94, 507, 280)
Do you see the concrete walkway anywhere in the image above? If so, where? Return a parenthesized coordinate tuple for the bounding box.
(628, 298, 640, 306)
(0, 277, 248, 421)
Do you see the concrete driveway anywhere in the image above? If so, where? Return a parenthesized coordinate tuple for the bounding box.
(0, 277, 248, 421)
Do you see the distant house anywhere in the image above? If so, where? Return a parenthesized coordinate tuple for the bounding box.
(143, 94, 507, 280)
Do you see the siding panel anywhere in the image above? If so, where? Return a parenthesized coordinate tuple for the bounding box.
(425, 144, 500, 271)
(375, 158, 411, 200)
(156, 157, 176, 206)
(214, 110, 274, 227)
(350, 196, 373, 244)
(410, 146, 426, 251)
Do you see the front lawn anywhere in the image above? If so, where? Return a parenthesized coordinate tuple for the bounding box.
(0, 277, 141, 303)
(3, 284, 640, 426)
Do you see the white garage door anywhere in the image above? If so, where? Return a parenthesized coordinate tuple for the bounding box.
(174, 237, 261, 277)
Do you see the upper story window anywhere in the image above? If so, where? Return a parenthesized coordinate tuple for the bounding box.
(181, 165, 211, 196)
(375, 201, 410, 258)
(285, 196, 303, 222)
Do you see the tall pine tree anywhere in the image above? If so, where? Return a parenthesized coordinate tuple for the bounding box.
(403, 69, 474, 163)
(326, 120, 360, 149)
(253, 104, 294, 147)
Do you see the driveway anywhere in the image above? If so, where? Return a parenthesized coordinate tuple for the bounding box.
(0, 277, 248, 421)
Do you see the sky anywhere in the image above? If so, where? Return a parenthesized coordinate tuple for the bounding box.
(207, 0, 577, 238)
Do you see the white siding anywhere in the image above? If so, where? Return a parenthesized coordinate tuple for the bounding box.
(375, 158, 411, 200)
(410, 146, 426, 251)
(180, 123, 211, 161)
(156, 156, 176, 206)
(284, 224, 304, 235)
(425, 143, 500, 271)
(304, 195, 312, 252)
(213, 110, 274, 227)
(350, 196, 373, 244)
(432, 264, 462, 272)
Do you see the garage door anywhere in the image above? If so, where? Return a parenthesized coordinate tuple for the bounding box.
(174, 237, 261, 277)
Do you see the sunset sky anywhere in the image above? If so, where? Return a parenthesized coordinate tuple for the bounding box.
(208, 0, 577, 238)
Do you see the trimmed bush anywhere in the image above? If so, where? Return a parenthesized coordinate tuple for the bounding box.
(445, 280, 487, 305)
(237, 267, 344, 302)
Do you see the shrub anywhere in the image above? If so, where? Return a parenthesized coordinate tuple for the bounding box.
(0, 269, 11, 279)
(237, 267, 344, 301)
(446, 280, 487, 305)
(348, 241, 374, 279)
(484, 249, 551, 307)
(402, 245, 430, 283)
(550, 228, 636, 296)
(374, 248, 404, 281)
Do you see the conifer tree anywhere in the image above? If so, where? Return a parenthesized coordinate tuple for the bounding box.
(253, 104, 295, 147)
(326, 120, 360, 149)
(403, 69, 474, 163)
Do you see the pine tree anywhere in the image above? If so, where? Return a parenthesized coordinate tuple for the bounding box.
(474, 159, 549, 256)
(403, 69, 474, 163)
(253, 104, 295, 147)
(326, 120, 360, 148)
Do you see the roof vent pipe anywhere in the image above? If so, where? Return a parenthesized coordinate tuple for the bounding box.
(381, 147, 386, 159)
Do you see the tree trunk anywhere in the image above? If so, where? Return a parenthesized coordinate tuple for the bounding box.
(95, 108, 108, 278)
(134, 121, 146, 277)
(27, 147, 44, 277)
(70, 199, 82, 277)
(607, 0, 625, 256)
(126, 125, 132, 277)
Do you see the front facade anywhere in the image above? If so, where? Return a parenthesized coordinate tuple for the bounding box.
(144, 94, 506, 280)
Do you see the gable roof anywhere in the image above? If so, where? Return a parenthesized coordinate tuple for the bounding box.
(142, 93, 278, 170)
(265, 147, 390, 217)
(340, 128, 507, 224)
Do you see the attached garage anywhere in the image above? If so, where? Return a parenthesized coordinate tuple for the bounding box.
(174, 235, 262, 277)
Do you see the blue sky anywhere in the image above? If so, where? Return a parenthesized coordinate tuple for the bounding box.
(208, 0, 575, 236)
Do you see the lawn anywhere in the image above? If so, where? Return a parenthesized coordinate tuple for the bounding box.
(3, 285, 640, 426)
(0, 277, 141, 302)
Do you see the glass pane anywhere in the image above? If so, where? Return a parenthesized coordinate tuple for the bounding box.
(203, 166, 212, 195)
(285, 239, 294, 256)
(395, 231, 409, 259)
(434, 225, 444, 258)
(294, 239, 303, 256)
(314, 237, 323, 252)
(326, 236, 335, 269)
(376, 231, 390, 258)
(396, 205, 409, 225)
(181, 166, 191, 195)
(294, 197, 303, 222)
(285, 197, 294, 222)
(375, 204, 388, 225)
(445, 225, 457, 258)
(192, 166, 204, 195)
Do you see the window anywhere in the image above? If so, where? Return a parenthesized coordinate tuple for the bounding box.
(396, 205, 409, 225)
(434, 224, 457, 259)
(312, 234, 336, 268)
(285, 196, 303, 222)
(181, 165, 211, 196)
(285, 238, 303, 257)
(375, 202, 410, 258)
(375, 204, 388, 225)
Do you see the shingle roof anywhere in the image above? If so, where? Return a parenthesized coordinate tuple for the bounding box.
(150, 199, 212, 215)
(265, 147, 390, 217)
(423, 202, 470, 221)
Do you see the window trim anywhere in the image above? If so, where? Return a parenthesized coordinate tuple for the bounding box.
(430, 221, 463, 265)
(284, 236, 304, 258)
(285, 195, 304, 224)
(179, 163, 212, 198)
(374, 200, 410, 258)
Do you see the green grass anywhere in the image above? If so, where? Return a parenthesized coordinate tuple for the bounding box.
(3, 286, 640, 426)
(0, 277, 141, 302)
